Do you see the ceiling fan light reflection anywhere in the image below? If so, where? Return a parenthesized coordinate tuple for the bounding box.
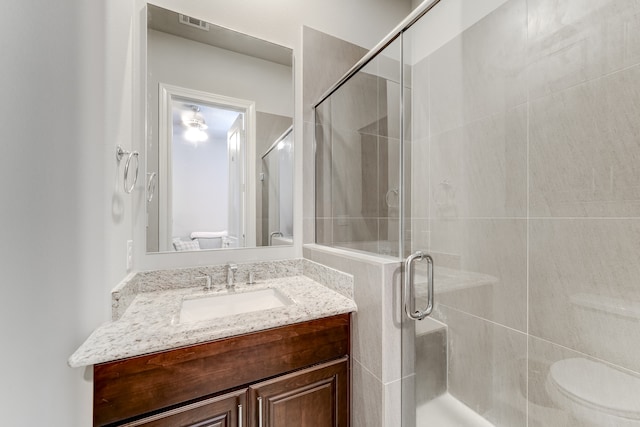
(184, 127, 208, 143)
(183, 117, 208, 130)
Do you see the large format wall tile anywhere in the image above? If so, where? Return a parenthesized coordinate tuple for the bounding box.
(529, 65, 640, 217)
(330, 127, 366, 218)
(303, 121, 316, 244)
(430, 105, 527, 219)
(316, 38, 404, 255)
(306, 28, 368, 246)
(433, 305, 527, 427)
(407, 56, 430, 141)
(430, 218, 527, 332)
(352, 360, 383, 427)
(308, 248, 406, 383)
(528, 0, 640, 99)
(302, 27, 367, 122)
(529, 219, 640, 373)
(331, 217, 379, 244)
(382, 262, 403, 383)
(414, 327, 447, 405)
(315, 101, 333, 219)
(383, 379, 402, 427)
(315, 218, 333, 246)
(379, 136, 401, 220)
(331, 70, 383, 135)
(428, 0, 527, 136)
(409, 136, 430, 221)
(304, 246, 386, 380)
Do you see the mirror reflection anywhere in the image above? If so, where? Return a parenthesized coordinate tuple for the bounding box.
(146, 4, 294, 253)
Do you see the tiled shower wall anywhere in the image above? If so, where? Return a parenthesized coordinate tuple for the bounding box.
(303, 28, 404, 427)
(302, 27, 369, 246)
(314, 38, 404, 257)
(311, 0, 640, 426)
(408, 0, 640, 426)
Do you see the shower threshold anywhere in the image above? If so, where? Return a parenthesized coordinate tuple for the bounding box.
(417, 393, 495, 427)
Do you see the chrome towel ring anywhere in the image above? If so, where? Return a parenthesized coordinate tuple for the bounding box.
(116, 145, 139, 194)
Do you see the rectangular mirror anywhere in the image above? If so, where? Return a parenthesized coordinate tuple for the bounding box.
(146, 4, 294, 253)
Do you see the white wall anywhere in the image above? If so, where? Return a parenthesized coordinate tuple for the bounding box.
(0, 0, 135, 425)
(0, 0, 411, 425)
(148, 29, 293, 116)
(150, 0, 412, 52)
(408, 0, 509, 63)
(172, 134, 229, 238)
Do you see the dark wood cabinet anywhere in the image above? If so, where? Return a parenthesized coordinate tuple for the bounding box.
(121, 389, 246, 427)
(93, 314, 350, 427)
(249, 357, 348, 427)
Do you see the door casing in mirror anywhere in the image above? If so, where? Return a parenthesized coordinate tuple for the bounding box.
(145, 3, 294, 254)
(157, 84, 257, 252)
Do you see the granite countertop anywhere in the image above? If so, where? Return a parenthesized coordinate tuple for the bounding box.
(69, 275, 356, 367)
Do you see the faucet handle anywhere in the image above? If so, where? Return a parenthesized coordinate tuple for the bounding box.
(196, 274, 212, 291)
(247, 271, 255, 285)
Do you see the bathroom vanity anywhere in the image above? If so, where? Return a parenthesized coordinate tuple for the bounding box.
(70, 260, 356, 427)
(94, 314, 349, 426)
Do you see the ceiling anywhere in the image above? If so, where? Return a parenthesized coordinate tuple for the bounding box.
(148, 4, 292, 67)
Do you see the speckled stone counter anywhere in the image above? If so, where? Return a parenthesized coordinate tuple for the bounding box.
(69, 260, 356, 367)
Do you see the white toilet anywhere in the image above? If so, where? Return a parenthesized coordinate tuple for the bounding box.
(546, 357, 640, 426)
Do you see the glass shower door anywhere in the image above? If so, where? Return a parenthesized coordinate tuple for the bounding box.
(315, 38, 402, 257)
(262, 127, 294, 245)
(402, 1, 528, 426)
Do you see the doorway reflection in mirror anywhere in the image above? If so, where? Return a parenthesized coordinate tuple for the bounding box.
(145, 4, 294, 253)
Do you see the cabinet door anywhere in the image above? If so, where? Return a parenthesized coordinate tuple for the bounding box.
(249, 357, 349, 427)
(121, 389, 247, 427)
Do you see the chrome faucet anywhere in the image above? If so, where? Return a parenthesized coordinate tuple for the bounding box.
(227, 264, 238, 289)
(196, 273, 212, 291)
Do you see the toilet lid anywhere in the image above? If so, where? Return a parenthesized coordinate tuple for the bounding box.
(549, 358, 640, 420)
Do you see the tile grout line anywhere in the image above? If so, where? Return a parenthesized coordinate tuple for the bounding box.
(531, 335, 640, 377)
(352, 355, 385, 384)
(437, 302, 528, 337)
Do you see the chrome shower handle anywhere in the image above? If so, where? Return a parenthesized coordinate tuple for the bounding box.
(404, 251, 434, 321)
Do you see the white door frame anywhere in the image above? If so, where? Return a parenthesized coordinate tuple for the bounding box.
(158, 83, 256, 251)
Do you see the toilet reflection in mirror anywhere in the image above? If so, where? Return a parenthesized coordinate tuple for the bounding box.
(145, 4, 294, 253)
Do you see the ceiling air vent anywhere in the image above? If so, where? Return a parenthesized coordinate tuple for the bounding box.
(178, 14, 210, 31)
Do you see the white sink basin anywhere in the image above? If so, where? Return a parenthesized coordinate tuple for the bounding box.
(179, 288, 292, 323)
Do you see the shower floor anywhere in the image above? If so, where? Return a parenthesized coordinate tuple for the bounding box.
(417, 393, 495, 427)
